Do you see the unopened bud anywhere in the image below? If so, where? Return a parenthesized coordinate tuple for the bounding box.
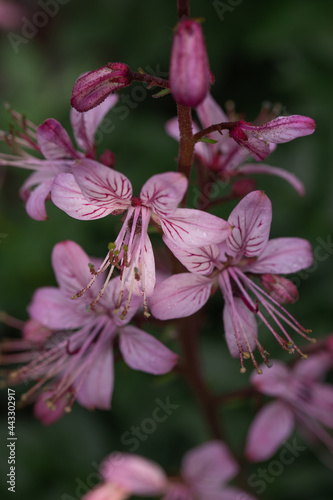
(260, 274, 298, 304)
(169, 20, 210, 107)
(231, 178, 256, 198)
(71, 63, 132, 112)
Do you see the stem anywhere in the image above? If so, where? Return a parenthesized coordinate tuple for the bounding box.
(130, 71, 169, 89)
(177, 314, 222, 439)
(177, 103, 194, 202)
(177, 0, 190, 20)
(193, 121, 237, 143)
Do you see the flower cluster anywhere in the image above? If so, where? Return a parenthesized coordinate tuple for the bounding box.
(0, 5, 329, 500)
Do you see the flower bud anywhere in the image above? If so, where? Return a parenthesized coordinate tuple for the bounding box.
(260, 274, 298, 304)
(169, 20, 210, 107)
(71, 63, 132, 112)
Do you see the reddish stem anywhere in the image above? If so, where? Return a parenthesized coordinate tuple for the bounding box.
(177, 103, 195, 203)
(193, 121, 238, 143)
(130, 71, 169, 89)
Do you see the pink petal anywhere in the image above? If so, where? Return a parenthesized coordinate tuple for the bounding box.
(211, 487, 258, 500)
(227, 190, 272, 258)
(37, 119, 79, 160)
(28, 287, 84, 329)
(99, 277, 141, 325)
(51, 240, 95, 298)
(73, 159, 132, 211)
(52, 172, 115, 220)
(247, 237, 313, 274)
(238, 163, 305, 196)
(250, 360, 290, 397)
(223, 297, 258, 358)
(161, 208, 232, 248)
(25, 178, 54, 221)
(182, 441, 239, 493)
(163, 236, 220, 275)
(150, 273, 213, 320)
(124, 233, 156, 298)
(101, 452, 168, 495)
(82, 483, 127, 500)
(76, 347, 114, 410)
(70, 94, 119, 152)
(293, 353, 331, 382)
(245, 400, 294, 462)
(119, 326, 178, 375)
(247, 115, 316, 144)
(140, 172, 187, 217)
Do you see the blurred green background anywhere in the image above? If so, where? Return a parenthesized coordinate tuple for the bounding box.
(0, 0, 332, 499)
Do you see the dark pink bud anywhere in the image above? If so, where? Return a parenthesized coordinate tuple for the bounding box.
(99, 149, 116, 168)
(71, 63, 132, 112)
(260, 274, 298, 304)
(169, 20, 210, 107)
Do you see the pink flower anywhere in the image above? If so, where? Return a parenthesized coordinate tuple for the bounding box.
(169, 19, 211, 107)
(83, 453, 168, 500)
(0, 1, 26, 29)
(0, 96, 118, 220)
(51, 165, 232, 317)
(163, 441, 256, 500)
(82, 442, 257, 500)
(150, 190, 314, 373)
(166, 93, 316, 195)
(71, 63, 132, 112)
(2, 240, 178, 423)
(245, 352, 333, 462)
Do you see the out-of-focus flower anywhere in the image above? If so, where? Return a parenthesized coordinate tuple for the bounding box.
(51, 166, 232, 317)
(0, 241, 178, 423)
(0, 1, 26, 30)
(71, 63, 132, 112)
(82, 442, 257, 500)
(245, 351, 333, 461)
(166, 93, 316, 195)
(169, 19, 211, 107)
(150, 190, 314, 373)
(0, 96, 118, 219)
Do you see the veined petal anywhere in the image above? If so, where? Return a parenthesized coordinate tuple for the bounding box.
(70, 94, 119, 152)
(163, 236, 220, 275)
(25, 178, 54, 221)
(247, 115, 316, 144)
(140, 172, 187, 217)
(150, 273, 213, 320)
(28, 287, 84, 329)
(223, 297, 258, 358)
(52, 172, 115, 220)
(247, 238, 313, 274)
(73, 159, 132, 211)
(119, 326, 178, 375)
(76, 347, 114, 410)
(245, 401, 294, 462)
(160, 208, 232, 248)
(227, 190, 272, 258)
(37, 119, 79, 159)
(101, 453, 167, 495)
(182, 441, 239, 492)
(238, 163, 305, 196)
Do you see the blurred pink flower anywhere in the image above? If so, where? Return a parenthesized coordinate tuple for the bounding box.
(2, 241, 178, 423)
(0, 1, 26, 30)
(150, 190, 314, 372)
(246, 351, 333, 462)
(0, 96, 118, 220)
(82, 442, 257, 500)
(166, 93, 316, 195)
